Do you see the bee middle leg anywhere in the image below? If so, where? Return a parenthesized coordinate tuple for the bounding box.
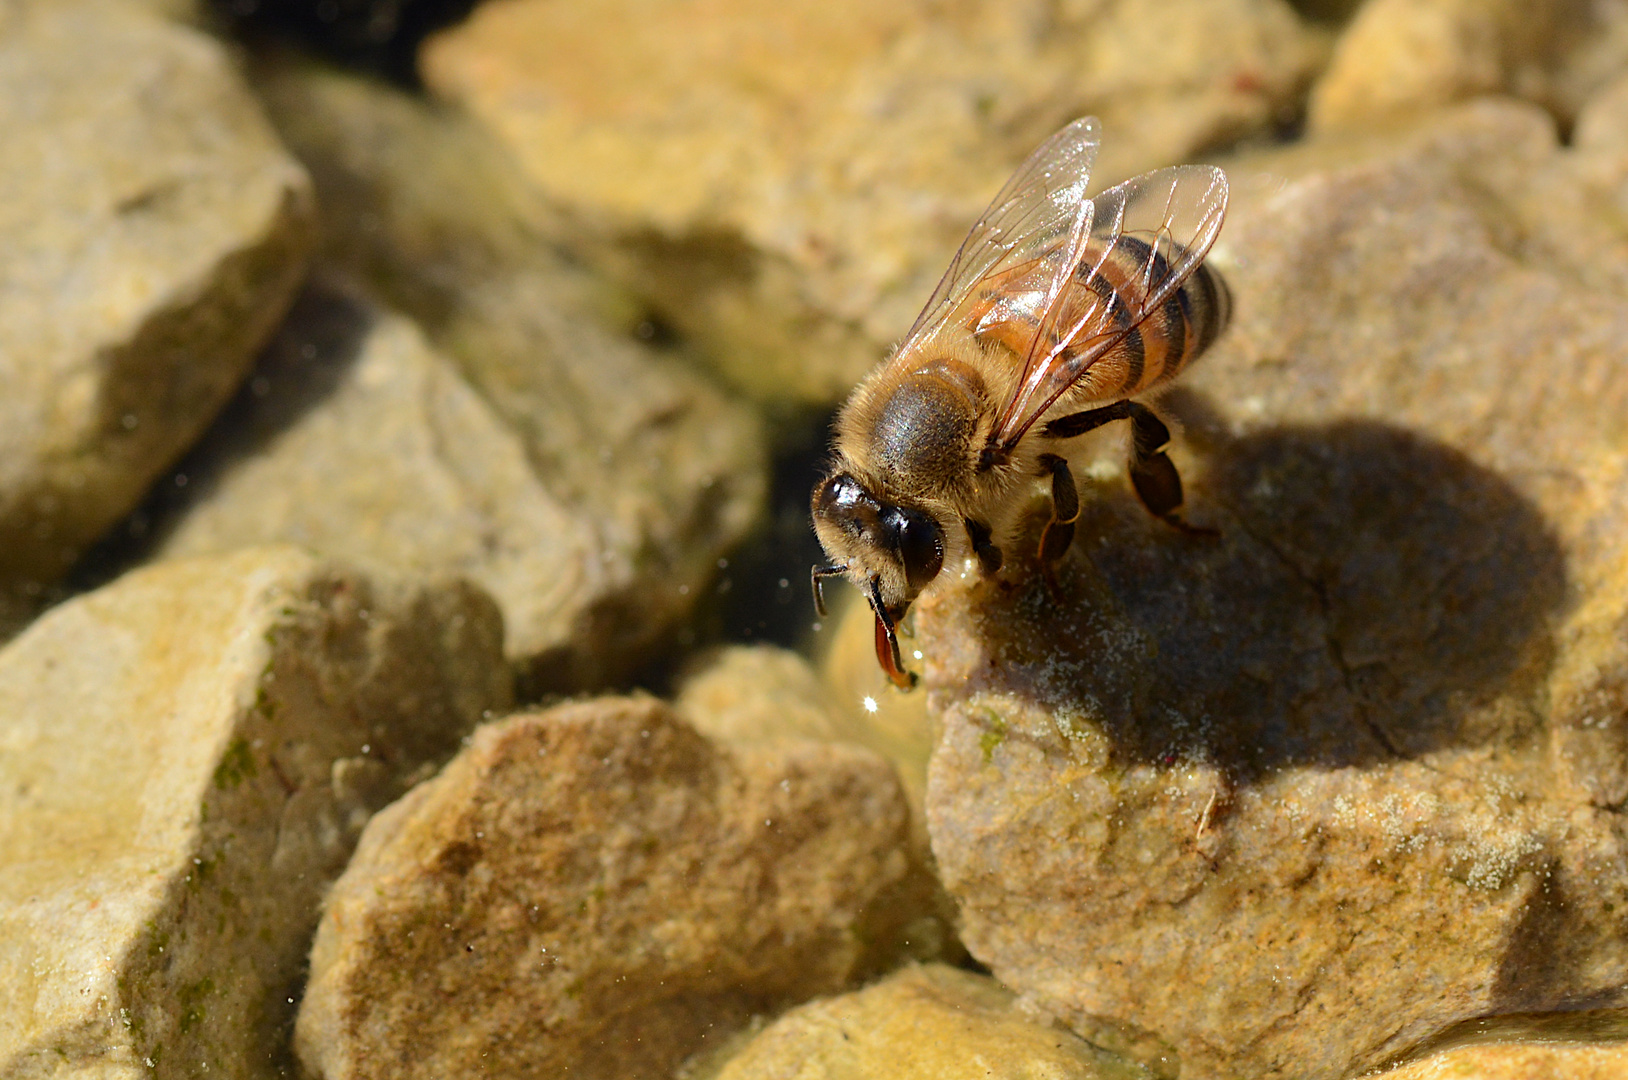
(1037, 453, 1080, 593)
(1043, 400, 1212, 535)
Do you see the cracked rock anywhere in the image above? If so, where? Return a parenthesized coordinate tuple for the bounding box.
(420, 0, 1325, 405)
(0, 3, 314, 615)
(0, 547, 510, 1079)
(916, 99, 1628, 1079)
(295, 696, 923, 1080)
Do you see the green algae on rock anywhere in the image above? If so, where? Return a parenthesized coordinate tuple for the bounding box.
(0, 547, 509, 1078)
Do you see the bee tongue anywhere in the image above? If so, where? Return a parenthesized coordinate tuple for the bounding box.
(874, 614, 918, 690)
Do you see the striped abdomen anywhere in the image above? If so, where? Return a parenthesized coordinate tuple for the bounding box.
(968, 232, 1232, 402)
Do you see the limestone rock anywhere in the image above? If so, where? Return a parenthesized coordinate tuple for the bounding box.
(421, 0, 1326, 405)
(0, 547, 510, 1078)
(295, 697, 922, 1080)
(918, 100, 1628, 1079)
(1308, 0, 1628, 130)
(144, 277, 667, 686)
(0, 4, 314, 600)
(707, 964, 1150, 1080)
(243, 60, 768, 690)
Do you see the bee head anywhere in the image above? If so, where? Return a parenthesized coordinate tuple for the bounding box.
(810, 470, 945, 688)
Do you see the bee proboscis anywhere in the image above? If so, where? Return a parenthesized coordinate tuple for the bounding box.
(811, 117, 1232, 688)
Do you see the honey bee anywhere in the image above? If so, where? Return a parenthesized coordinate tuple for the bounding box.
(811, 117, 1231, 689)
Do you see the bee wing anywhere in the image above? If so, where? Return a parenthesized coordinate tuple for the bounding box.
(988, 164, 1230, 450)
(897, 117, 1102, 354)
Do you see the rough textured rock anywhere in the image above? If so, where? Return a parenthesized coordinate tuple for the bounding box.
(0, 4, 314, 602)
(674, 642, 961, 963)
(295, 697, 923, 1080)
(0, 547, 509, 1079)
(243, 60, 768, 690)
(1308, 0, 1628, 130)
(421, 0, 1326, 405)
(918, 99, 1628, 1080)
(706, 964, 1150, 1080)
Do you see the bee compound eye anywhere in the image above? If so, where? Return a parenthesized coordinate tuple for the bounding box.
(889, 508, 944, 594)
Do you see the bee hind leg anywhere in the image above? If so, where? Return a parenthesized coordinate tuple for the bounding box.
(1125, 403, 1217, 538)
(1037, 454, 1081, 595)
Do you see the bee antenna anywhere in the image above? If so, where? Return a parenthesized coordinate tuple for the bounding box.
(810, 564, 846, 617)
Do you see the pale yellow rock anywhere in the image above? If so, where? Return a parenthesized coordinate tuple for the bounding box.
(0, 4, 313, 596)
(295, 697, 922, 1080)
(422, 0, 1326, 405)
(0, 547, 510, 1078)
(674, 642, 960, 963)
(1308, 0, 1628, 130)
(247, 60, 769, 690)
(918, 100, 1628, 1080)
(1377, 1029, 1628, 1080)
(150, 279, 647, 682)
(707, 964, 1151, 1080)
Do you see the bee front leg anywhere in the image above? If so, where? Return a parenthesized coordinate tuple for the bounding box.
(1037, 453, 1080, 594)
(1125, 403, 1215, 537)
(964, 517, 1003, 576)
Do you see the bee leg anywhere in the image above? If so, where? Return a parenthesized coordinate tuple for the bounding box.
(1041, 399, 1134, 440)
(1037, 454, 1081, 595)
(965, 518, 1003, 576)
(1126, 402, 1217, 537)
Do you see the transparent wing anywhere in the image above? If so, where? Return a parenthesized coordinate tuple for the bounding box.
(896, 117, 1102, 356)
(987, 164, 1230, 450)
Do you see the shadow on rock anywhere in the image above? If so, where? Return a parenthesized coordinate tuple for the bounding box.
(70, 282, 374, 589)
(935, 416, 1566, 782)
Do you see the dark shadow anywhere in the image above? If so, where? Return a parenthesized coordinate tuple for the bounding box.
(947, 413, 1567, 781)
(212, 0, 485, 87)
(68, 282, 374, 592)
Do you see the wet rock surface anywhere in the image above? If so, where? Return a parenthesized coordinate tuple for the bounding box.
(295, 697, 925, 1080)
(0, 547, 508, 1078)
(0, 3, 314, 605)
(918, 99, 1628, 1079)
(421, 0, 1325, 405)
(708, 963, 1150, 1080)
(679, 640, 933, 812)
(1376, 1038, 1628, 1080)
